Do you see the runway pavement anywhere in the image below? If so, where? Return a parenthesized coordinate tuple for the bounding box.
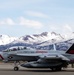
(0, 63, 74, 75)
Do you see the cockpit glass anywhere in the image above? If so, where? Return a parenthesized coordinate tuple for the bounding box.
(3, 46, 33, 52)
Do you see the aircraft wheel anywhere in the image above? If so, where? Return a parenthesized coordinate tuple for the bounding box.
(14, 67, 19, 71)
(51, 68, 56, 71)
(51, 67, 62, 71)
(56, 67, 62, 71)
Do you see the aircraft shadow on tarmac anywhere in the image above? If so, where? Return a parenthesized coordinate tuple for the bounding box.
(21, 69, 74, 72)
(0, 69, 74, 72)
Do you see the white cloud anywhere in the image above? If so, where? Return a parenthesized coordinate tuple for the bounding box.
(0, 17, 43, 29)
(25, 11, 48, 18)
(63, 24, 72, 32)
(47, 23, 73, 35)
(61, 24, 73, 36)
(0, 18, 15, 25)
(19, 17, 43, 29)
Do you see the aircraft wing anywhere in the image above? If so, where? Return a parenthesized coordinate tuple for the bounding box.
(9, 54, 69, 61)
(20, 54, 70, 68)
(8, 53, 70, 62)
(39, 54, 70, 61)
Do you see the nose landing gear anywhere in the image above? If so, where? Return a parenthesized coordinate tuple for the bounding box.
(14, 61, 20, 71)
(14, 66, 19, 71)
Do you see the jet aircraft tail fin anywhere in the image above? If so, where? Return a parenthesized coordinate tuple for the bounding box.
(66, 44, 74, 54)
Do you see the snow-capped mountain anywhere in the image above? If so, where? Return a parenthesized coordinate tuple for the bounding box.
(0, 35, 18, 45)
(19, 32, 64, 44)
(0, 32, 74, 51)
(61, 32, 74, 40)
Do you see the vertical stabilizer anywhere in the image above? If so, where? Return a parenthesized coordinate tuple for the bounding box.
(53, 44, 56, 51)
(66, 44, 74, 54)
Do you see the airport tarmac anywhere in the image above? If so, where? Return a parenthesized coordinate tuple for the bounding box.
(0, 63, 74, 75)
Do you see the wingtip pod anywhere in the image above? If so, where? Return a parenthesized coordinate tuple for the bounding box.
(66, 44, 74, 54)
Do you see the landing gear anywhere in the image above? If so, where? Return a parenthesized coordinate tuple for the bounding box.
(56, 67, 62, 71)
(14, 67, 19, 71)
(51, 67, 62, 71)
(13, 61, 20, 71)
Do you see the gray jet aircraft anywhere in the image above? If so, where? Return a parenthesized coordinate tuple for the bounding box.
(0, 44, 74, 71)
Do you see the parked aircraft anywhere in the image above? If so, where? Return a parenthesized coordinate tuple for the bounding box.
(0, 44, 74, 71)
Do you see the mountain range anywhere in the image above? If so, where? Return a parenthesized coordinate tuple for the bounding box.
(0, 32, 74, 51)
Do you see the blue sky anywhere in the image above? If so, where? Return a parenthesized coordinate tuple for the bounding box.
(0, 0, 74, 37)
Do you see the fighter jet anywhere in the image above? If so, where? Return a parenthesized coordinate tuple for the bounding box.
(0, 44, 74, 71)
